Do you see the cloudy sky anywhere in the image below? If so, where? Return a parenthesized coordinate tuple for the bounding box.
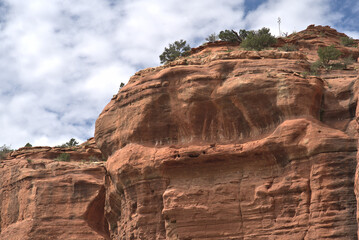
(0, 0, 358, 149)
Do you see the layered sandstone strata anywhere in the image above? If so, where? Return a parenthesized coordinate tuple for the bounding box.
(0, 139, 109, 240)
(95, 25, 359, 239)
(1, 25, 359, 240)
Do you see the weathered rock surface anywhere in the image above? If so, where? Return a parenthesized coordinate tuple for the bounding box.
(102, 119, 357, 239)
(95, 25, 359, 239)
(1, 25, 359, 240)
(0, 139, 109, 240)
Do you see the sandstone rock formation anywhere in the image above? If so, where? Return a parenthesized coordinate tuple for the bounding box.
(95, 25, 359, 239)
(1, 25, 359, 240)
(0, 139, 109, 240)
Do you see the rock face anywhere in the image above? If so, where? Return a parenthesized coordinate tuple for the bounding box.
(95, 25, 359, 239)
(0, 139, 109, 240)
(1, 25, 359, 240)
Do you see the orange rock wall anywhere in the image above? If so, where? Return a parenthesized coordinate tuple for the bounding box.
(1, 25, 359, 240)
(95, 25, 359, 239)
(0, 143, 109, 240)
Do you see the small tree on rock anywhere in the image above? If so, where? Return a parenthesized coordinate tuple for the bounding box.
(66, 138, 79, 147)
(317, 45, 341, 66)
(218, 30, 241, 42)
(159, 40, 191, 64)
(205, 33, 218, 43)
(58, 138, 79, 148)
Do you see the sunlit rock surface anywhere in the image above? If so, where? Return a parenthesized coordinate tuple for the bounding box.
(95, 25, 359, 239)
(1, 25, 359, 240)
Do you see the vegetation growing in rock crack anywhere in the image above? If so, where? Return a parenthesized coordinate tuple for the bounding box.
(159, 40, 191, 64)
(278, 44, 297, 52)
(241, 27, 277, 51)
(340, 36, 356, 47)
(342, 55, 355, 68)
(310, 60, 322, 75)
(56, 153, 70, 162)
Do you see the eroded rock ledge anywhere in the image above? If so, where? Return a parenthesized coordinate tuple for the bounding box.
(0, 138, 109, 240)
(94, 25, 359, 239)
(104, 118, 357, 239)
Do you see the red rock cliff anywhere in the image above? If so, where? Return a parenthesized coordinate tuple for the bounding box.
(95, 25, 359, 239)
(0, 139, 109, 240)
(1, 25, 359, 240)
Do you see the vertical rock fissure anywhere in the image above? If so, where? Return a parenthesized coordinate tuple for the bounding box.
(84, 185, 110, 240)
(238, 170, 244, 240)
(303, 169, 313, 240)
(319, 89, 325, 122)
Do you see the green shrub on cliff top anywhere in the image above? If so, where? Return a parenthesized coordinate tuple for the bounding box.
(241, 27, 276, 51)
(218, 29, 249, 43)
(66, 138, 79, 147)
(159, 40, 191, 64)
(218, 30, 241, 42)
(205, 33, 219, 43)
(57, 138, 79, 148)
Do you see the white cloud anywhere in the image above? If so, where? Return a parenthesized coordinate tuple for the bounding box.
(343, 31, 359, 39)
(0, 0, 246, 148)
(244, 0, 343, 36)
(114, 0, 246, 66)
(0, 0, 358, 149)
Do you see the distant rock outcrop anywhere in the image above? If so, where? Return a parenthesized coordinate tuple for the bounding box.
(7, 137, 103, 162)
(0, 138, 109, 240)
